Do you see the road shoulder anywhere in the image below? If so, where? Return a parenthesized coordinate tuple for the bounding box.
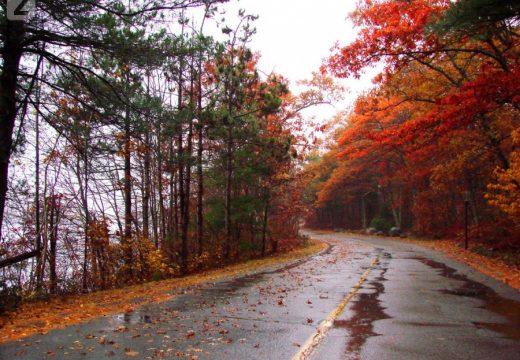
(0, 240, 329, 344)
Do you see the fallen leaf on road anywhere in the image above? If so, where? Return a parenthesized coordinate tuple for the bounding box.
(124, 349, 139, 357)
(114, 325, 128, 332)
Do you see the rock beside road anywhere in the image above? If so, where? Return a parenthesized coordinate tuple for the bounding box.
(389, 227, 401, 237)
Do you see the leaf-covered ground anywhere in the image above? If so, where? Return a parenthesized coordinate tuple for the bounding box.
(0, 241, 327, 344)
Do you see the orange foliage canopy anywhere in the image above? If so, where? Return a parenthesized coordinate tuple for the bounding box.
(306, 0, 520, 244)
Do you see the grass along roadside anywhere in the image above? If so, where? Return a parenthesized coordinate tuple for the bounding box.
(332, 231, 520, 291)
(0, 240, 327, 344)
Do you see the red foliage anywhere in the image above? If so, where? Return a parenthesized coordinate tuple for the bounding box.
(306, 0, 520, 243)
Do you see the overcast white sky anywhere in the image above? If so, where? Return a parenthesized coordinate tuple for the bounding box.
(205, 0, 378, 123)
(221, 0, 357, 83)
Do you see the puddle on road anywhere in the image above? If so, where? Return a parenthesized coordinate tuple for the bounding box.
(334, 254, 391, 359)
(417, 257, 520, 340)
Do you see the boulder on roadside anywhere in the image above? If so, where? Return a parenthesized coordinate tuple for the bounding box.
(376, 231, 385, 236)
(389, 227, 401, 237)
(365, 227, 377, 235)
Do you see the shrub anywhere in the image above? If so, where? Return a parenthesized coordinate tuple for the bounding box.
(370, 216, 393, 233)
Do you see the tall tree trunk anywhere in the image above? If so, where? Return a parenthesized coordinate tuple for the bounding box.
(37, 180, 49, 291)
(166, 164, 173, 246)
(196, 56, 204, 257)
(167, 138, 176, 260)
(196, 123, 204, 256)
(150, 161, 159, 247)
(172, 168, 179, 258)
(34, 74, 43, 291)
(195, 7, 209, 257)
(261, 195, 269, 257)
(180, 65, 195, 269)
(142, 129, 151, 240)
(0, 20, 25, 240)
(123, 88, 133, 279)
(48, 198, 58, 295)
(182, 126, 192, 271)
(178, 80, 188, 273)
(224, 123, 233, 260)
(157, 129, 166, 249)
(79, 146, 90, 292)
(142, 75, 151, 241)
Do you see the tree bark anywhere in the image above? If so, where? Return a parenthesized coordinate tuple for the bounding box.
(196, 123, 204, 256)
(123, 80, 133, 279)
(180, 65, 196, 270)
(35, 75, 43, 291)
(48, 197, 59, 295)
(157, 129, 166, 249)
(142, 127, 151, 240)
(196, 60, 204, 257)
(0, 20, 25, 240)
(0, 250, 38, 269)
(167, 138, 176, 262)
(178, 77, 188, 273)
(261, 196, 269, 257)
(224, 123, 233, 261)
(77, 146, 90, 292)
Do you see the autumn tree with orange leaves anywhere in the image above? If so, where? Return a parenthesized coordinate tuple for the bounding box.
(306, 0, 520, 245)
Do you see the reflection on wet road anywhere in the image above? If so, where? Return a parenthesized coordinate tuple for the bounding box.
(0, 231, 519, 359)
(333, 252, 391, 359)
(418, 257, 520, 341)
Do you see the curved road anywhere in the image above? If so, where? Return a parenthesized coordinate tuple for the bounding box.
(1, 231, 519, 359)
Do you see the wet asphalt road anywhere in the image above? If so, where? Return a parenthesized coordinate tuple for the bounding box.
(1, 231, 519, 360)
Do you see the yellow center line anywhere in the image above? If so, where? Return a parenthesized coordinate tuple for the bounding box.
(291, 256, 380, 360)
